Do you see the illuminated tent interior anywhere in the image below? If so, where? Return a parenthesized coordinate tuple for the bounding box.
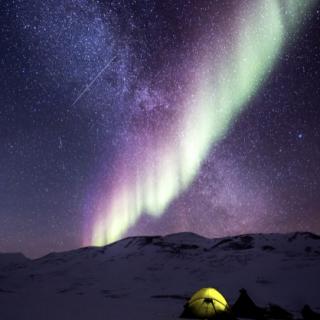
(180, 287, 231, 319)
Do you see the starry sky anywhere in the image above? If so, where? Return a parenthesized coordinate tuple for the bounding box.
(1, 0, 320, 258)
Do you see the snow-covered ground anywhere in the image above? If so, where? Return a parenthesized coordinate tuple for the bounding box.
(0, 232, 319, 319)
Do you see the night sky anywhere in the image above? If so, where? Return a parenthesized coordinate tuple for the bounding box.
(1, 1, 320, 258)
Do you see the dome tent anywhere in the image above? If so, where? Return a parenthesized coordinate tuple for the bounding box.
(180, 287, 232, 319)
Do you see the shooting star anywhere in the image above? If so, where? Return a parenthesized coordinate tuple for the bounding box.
(70, 56, 116, 107)
(58, 136, 63, 149)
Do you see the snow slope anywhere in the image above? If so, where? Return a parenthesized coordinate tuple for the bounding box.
(0, 232, 319, 320)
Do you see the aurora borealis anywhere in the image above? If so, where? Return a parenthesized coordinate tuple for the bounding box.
(1, 0, 320, 257)
(90, 1, 317, 246)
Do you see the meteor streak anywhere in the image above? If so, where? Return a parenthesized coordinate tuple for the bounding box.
(71, 56, 116, 107)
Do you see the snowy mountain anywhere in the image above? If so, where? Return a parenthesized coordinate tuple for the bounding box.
(0, 232, 319, 319)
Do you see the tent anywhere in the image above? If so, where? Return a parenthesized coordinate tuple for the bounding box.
(180, 287, 232, 319)
(302, 305, 320, 320)
(231, 288, 265, 319)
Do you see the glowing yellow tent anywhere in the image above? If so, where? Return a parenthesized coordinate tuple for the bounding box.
(180, 287, 231, 319)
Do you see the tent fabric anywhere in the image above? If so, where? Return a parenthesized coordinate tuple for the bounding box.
(231, 288, 265, 319)
(180, 287, 231, 319)
(302, 305, 320, 320)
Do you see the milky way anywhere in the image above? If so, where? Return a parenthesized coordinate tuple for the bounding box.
(1, 1, 320, 257)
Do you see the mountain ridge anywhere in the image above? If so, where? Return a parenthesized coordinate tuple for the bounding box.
(2, 231, 319, 261)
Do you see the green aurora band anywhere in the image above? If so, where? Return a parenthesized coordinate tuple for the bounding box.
(90, 0, 317, 246)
